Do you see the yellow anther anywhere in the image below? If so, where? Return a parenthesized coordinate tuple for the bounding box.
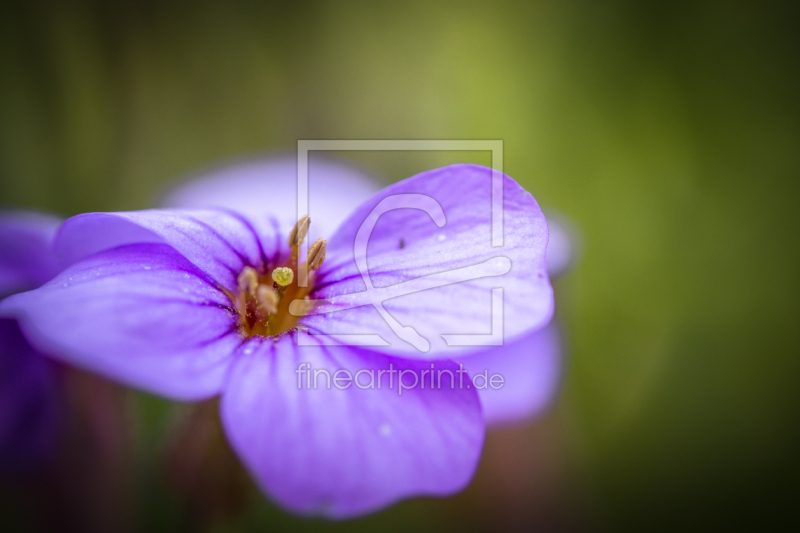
(307, 238, 327, 271)
(288, 215, 310, 247)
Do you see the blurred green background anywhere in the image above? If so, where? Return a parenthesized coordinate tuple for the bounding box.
(1, 0, 798, 531)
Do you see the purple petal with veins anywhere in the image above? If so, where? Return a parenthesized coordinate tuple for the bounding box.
(2, 243, 239, 400)
(300, 164, 553, 358)
(222, 331, 483, 517)
(54, 209, 284, 291)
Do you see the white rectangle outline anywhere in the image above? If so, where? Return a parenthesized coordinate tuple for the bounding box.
(295, 139, 505, 348)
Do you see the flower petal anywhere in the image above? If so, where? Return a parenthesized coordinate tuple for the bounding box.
(0, 243, 240, 400)
(161, 154, 383, 239)
(460, 320, 562, 425)
(0, 318, 59, 473)
(0, 211, 62, 296)
(54, 208, 283, 290)
(301, 164, 553, 358)
(545, 215, 578, 278)
(221, 332, 484, 518)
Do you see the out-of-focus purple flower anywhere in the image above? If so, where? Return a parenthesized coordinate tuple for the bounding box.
(0, 212, 62, 298)
(0, 319, 59, 474)
(543, 213, 577, 279)
(1, 162, 554, 517)
(0, 212, 62, 475)
(162, 154, 383, 239)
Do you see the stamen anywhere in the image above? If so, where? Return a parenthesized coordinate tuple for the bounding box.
(231, 215, 327, 339)
(256, 285, 279, 314)
(289, 297, 316, 317)
(271, 267, 294, 287)
(288, 215, 310, 247)
(237, 266, 258, 295)
(307, 238, 327, 271)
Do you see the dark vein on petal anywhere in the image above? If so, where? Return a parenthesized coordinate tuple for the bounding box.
(183, 214, 250, 265)
(191, 324, 239, 348)
(220, 208, 270, 270)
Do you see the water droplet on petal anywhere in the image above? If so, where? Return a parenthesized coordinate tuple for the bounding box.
(437, 234, 446, 242)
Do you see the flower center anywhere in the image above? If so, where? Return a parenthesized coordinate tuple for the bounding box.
(228, 216, 326, 338)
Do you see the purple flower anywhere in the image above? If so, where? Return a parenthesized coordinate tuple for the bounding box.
(1, 162, 554, 517)
(167, 156, 574, 427)
(166, 157, 574, 428)
(0, 211, 63, 474)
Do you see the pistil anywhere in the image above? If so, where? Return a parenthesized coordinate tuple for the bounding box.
(271, 267, 294, 293)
